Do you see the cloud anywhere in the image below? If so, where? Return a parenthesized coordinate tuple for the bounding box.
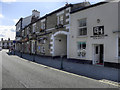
(1, 0, 16, 2)
(0, 25, 15, 40)
(0, 14, 4, 18)
(13, 19, 19, 24)
(10, 29, 15, 32)
(0, 34, 5, 37)
(1, 0, 104, 3)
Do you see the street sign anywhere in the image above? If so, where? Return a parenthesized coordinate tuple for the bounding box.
(13, 40, 16, 43)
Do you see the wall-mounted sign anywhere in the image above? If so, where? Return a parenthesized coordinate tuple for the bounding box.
(91, 26, 108, 39)
(13, 41, 16, 43)
(93, 26, 104, 35)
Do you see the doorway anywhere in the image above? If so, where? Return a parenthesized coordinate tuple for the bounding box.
(93, 44, 104, 65)
(54, 34, 67, 56)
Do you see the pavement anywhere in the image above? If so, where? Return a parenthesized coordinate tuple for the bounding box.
(2, 49, 119, 88)
(10, 51, 119, 83)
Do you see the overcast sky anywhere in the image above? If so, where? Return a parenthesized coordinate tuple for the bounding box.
(0, 0, 104, 40)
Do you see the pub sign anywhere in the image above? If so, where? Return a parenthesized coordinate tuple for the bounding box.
(93, 26, 104, 35)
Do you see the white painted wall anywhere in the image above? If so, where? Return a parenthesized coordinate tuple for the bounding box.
(54, 34, 67, 56)
(69, 1, 119, 63)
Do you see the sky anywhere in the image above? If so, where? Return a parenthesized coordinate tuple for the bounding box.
(0, 0, 105, 40)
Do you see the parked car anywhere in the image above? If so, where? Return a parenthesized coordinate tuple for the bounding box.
(0, 46, 2, 51)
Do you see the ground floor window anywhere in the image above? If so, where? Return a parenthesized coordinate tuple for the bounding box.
(41, 46, 45, 54)
(77, 42, 86, 58)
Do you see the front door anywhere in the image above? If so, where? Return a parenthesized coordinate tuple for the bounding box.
(93, 44, 104, 65)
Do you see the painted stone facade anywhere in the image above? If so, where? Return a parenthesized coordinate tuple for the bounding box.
(0, 38, 14, 49)
(69, 1, 120, 67)
(15, 2, 90, 57)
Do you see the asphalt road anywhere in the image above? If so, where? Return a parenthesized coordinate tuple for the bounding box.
(1, 50, 119, 88)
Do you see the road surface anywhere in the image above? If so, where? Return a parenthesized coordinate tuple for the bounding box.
(1, 50, 119, 88)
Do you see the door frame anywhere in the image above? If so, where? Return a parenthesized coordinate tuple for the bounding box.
(93, 44, 104, 65)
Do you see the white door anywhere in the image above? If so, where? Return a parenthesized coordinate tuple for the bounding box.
(94, 45, 100, 64)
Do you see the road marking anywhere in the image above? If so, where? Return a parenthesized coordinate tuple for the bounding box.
(10, 54, 120, 87)
(30, 61, 120, 87)
(99, 79, 120, 87)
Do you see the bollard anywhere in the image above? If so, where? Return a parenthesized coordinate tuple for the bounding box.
(14, 50, 15, 55)
(60, 55, 64, 70)
(20, 51, 22, 58)
(33, 53, 35, 62)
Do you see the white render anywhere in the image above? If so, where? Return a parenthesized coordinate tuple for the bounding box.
(50, 31, 68, 56)
(69, 1, 120, 64)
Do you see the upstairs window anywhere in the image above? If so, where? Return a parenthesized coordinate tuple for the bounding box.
(22, 30, 24, 37)
(27, 27, 29, 35)
(41, 21, 46, 30)
(78, 18, 87, 36)
(57, 15, 63, 25)
(32, 23, 36, 33)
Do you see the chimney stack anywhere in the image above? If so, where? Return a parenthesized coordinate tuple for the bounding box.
(32, 10, 40, 18)
(1, 38, 3, 41)
(8, 38, 10, 41)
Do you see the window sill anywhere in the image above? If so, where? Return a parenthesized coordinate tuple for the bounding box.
(76, 56, 86, 59)
(77, 35, 88, 38)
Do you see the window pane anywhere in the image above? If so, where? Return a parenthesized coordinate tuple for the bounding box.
(82, 43, 86, 49)
(79, 28, 87, 36)
(79, 18, 86, 27)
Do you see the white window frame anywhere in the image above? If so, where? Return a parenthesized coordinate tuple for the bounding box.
(41, 21, 46, 30)
(77, 42, 86, 58)
(57, 15, 63, 25)
(27, 27, 29, 35)
(78, 18, 87, 36)
(32, 23, 36, 33)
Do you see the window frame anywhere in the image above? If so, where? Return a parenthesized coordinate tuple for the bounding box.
(41, 21, 46, 30)
(32, 24, 36, 33)
(78, 18, 87, 36)
(77, 42, 86, 58)
(57, 15, 64, 25)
